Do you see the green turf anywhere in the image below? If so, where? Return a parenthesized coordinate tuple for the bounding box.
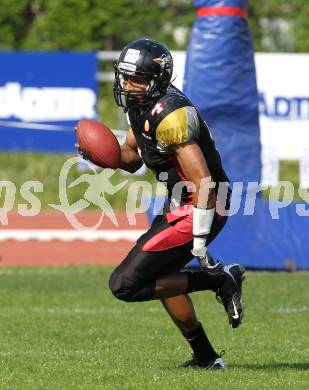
(262, 160, 304, 202)
(0, 266, 308, 389)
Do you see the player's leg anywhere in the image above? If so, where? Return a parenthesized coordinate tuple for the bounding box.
(108, 232, 225, 302)
(153, 268, 225, 299)
(109, 206, 244, 329)
(153, 209, 243, 367)
(109, 207, 232, 302)
(161, 294, 198, 334)
(146, 187, 245, 326)
(108, 217, 227, 369)
(108, 213, 232, 368)
(161, 294, 224, 368)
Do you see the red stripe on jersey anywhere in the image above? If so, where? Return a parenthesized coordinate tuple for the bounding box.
(196, 6, 247, 17)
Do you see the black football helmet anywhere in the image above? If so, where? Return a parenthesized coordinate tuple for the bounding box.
(113, 38, 173, 110)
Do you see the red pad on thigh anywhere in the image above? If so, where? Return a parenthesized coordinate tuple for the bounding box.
(142, 216, 193, 252)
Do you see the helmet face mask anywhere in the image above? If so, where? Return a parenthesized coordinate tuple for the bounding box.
(113, 69, 155, 109)
(113, 38, 173, 110)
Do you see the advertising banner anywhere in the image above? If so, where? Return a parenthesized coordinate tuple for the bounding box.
(0, 52, 97, 152)
(256, 53, 309, 160)
(173, 51, 309, 162)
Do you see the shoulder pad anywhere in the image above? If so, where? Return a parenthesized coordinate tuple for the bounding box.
(156, 106, 200, 146)
(148, 88, 189, 122)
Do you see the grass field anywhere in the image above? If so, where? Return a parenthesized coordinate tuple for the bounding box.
(0, 266, 308, 389)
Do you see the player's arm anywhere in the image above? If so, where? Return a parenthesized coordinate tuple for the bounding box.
(156, 105, 215, 210)
(173, 141, 218, 269)
(173, 141, 216, 247)
(156, 105, 218, 269)
(119, 127, 143, 173)
(173, 140, 216, 210)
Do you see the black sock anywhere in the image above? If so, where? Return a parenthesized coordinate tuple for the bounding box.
(185, 323, 218, 364)
(185, 271, 225, 293)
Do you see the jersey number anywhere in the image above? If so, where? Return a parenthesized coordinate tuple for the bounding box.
(151, 103, 164, 116)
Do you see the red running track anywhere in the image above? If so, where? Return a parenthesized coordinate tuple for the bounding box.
(0, 211, 149, 267)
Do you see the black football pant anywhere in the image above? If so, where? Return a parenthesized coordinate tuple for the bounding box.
(109, 202, 229, 302)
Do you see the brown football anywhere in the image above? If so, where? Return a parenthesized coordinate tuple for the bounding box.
(76, 119, 121, 168)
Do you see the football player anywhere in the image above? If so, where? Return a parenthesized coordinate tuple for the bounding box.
(109, 38, 245, 369)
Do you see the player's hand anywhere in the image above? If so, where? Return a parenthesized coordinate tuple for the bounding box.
(191, 239, 223, 276)
(74, 125, 90, 160)
(191, 245, 214, 268)
(75, 141, 89, 160)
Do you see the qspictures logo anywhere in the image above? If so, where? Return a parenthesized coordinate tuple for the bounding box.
(0, 156, 309, 229)
(50, 158, 129, 229)
(0, 157, 163, 229)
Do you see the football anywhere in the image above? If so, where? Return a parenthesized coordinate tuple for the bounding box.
(75, 119, 121, 168)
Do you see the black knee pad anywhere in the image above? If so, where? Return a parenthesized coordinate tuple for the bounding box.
(109, 270, 139, 302)
(109, 270, 156, 302)
(108, 269, 118, 294)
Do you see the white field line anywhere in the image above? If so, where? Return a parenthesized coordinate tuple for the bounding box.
(0, 229, 145, 242)
(272, 306, 309, 313)
(0, 307, 135, 316)
(0, 268, 101, 275)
